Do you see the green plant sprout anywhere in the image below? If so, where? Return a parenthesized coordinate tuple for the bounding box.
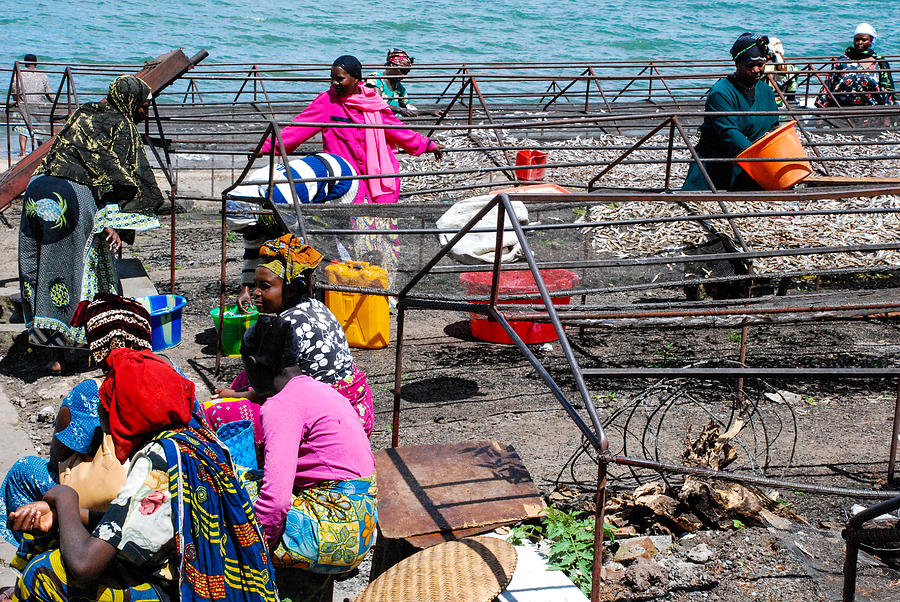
(510, 507, 614, 596)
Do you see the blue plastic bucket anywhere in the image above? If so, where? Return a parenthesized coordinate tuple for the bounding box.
(137, 294, 187, 351)
(217, 420, 258, 470)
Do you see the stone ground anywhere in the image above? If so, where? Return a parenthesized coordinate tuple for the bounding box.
(1, 155, 900, 600)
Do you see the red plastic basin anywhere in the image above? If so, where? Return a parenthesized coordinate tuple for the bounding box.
(459, 269, 580, 344)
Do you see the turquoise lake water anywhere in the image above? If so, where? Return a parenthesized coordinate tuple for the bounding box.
(2, 0, 897, 70)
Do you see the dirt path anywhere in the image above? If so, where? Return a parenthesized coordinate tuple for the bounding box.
(2, 203, 900, 600)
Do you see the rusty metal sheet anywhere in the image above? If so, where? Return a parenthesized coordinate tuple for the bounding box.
(0, 48, 207, 212)
(375, 440, 546, 543)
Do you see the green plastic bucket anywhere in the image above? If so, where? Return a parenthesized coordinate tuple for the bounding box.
(210, 305, 259, 356)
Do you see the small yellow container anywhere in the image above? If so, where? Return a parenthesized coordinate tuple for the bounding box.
(323, 260, 390, 349)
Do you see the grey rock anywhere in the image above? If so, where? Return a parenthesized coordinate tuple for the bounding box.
(649, 534, 674, 554)
(625, 556, 665, 591)
(687, 543, 713, 563)
(37, 405, 56, 423)
(668, 560, 703, 586)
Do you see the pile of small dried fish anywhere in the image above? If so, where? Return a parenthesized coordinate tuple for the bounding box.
(403, 128, 900, 273)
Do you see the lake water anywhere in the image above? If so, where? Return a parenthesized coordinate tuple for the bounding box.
(2, 0, 896, 71)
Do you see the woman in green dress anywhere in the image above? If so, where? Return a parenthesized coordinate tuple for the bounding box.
(682, 33, 779, 192)
(366, 48, 418, 117)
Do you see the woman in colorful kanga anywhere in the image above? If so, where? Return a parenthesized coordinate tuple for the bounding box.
(6, 347, 277, 602)
(0, 294, 154, 547)
(366, 47, 419, 117)
(210, 234, 374, 438)
(815, 22, 896, 108)
(240, 313, 377, 575)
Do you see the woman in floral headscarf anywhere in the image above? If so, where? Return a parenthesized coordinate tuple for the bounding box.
(815, 23, 896, 108)
(18, 74, 162, 372)
(211, 234, 374, 438)
(366, 47, 419, 117)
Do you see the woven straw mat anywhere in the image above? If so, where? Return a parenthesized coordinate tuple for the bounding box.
(355, 536, 518, 602)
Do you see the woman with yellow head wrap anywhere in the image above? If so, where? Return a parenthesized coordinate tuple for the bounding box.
(211, 234, 375, 437)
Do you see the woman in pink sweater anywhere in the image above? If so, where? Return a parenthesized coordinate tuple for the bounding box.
(242, 314, 376, 575)
(260, 55, 443, 287)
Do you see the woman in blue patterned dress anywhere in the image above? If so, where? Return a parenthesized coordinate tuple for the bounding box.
(18, 74, 162, 373)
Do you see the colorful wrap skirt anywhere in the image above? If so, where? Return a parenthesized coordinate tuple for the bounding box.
(270, 474, 378, 574)
(11, 534, 170, 602)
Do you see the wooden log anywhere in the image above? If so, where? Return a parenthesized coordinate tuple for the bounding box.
(804, 175, 900, 186)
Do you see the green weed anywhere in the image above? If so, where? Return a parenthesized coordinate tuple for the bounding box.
(726, 331, 742, 343)
(511, 507, 614, 596)
(654, 342, 679, 363)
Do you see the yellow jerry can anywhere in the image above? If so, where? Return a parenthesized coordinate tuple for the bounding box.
(323, 260, 390, 349)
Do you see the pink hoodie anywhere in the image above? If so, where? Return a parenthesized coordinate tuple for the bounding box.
(260, 84, 435, 204)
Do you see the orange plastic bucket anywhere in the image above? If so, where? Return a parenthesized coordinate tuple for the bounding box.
(515, 150, 548, 181)
(736, 120, 812, 190)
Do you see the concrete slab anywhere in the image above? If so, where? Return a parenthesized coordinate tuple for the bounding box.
(486, 536, 588, 602)
(117, 258, 158, 299)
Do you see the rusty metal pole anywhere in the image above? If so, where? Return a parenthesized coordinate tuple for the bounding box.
(170, 186, 177, 293)
(467, 78, 474, 126)
(736, 325, 749, 407)
(488, 195, 507, 314)
(216, 190, 228, 374)
(391, 304, 406, 448)
(888, 380, 900, 482)
(590, 457, 609, 602)
(842, 536, 859, 602)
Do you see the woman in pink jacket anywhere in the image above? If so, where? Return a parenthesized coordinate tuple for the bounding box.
(260, 55, 443, 287)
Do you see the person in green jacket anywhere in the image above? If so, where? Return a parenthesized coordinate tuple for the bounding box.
(682, 33, 780, 191)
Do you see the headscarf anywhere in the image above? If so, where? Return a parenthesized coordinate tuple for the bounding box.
(99, 348, 194, 462)
(36, 74, 164, 213)
(767, 37, 785, 63)
(332, 55, 363, 80)
(258, 233, 323, 284)
(55, 380, 102, 455)
(240, 314, 299, 394)
(386, 48, 414, 68)
(339, 84, 396, 198)
(70, 293, 152, 364)
(855, 23, 877, 40)
(730, 32, 768, 63)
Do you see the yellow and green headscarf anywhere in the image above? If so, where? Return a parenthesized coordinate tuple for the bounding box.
(259, 234, 323, 284)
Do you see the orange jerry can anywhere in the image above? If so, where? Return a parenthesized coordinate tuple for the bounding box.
(323, 260, 390, 349)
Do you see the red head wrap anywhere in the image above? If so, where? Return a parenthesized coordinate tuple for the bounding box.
(99, 348, 195, 462)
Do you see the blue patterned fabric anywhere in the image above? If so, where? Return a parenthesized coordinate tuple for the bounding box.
(268, 154, 358, 205)
(0, 456, 56, 545)
(155, 418, 278, 602)
(55, 380, 101, 454)
(272, 475, 377, 574)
